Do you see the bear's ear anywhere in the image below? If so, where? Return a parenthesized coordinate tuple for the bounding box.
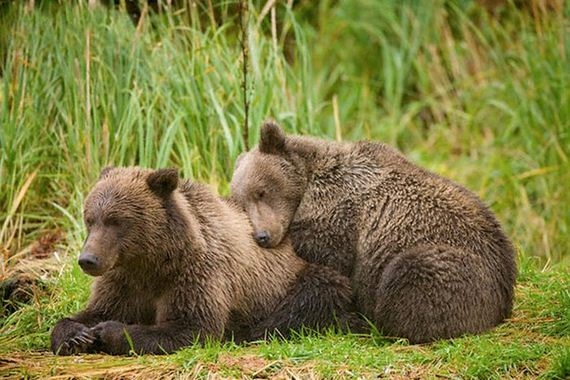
(234, 153, 243, 169)
(259, 120, 286, 155)
(147, 168, 179, 198)
(99, 166, 115, 179)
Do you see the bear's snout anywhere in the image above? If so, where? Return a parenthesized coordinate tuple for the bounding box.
(78, 252, 103, 276)
(253, 231, 271, 248)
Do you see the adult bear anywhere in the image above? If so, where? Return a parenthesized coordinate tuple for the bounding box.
(230, 121, 517, 344)
(51, 167, 362, 355)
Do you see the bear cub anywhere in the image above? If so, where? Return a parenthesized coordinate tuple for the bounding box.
(51, 167, 363, 355)
(230, 121, 517, 344)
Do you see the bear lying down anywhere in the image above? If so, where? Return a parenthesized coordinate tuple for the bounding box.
(230, 121, 517, 344)
(51, 167, 364, 355)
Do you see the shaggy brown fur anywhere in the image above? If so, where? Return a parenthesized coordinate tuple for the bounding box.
(51, 167, 362, 355)
(230, 121, 517, 344)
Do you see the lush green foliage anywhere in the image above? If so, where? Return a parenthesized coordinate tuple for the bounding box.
(0, 0, 568, 378)
(0, 1, 568, 268)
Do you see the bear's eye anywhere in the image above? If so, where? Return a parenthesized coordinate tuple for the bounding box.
(85, 217, 95, 227)
(255, 190, 266, 200)
(104, 216, 121, 227)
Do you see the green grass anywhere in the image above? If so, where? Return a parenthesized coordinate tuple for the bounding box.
(1, 256, 569, 378)
(0, 1, 569, 378)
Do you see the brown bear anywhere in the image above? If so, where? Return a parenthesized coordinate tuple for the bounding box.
(50, 166, 363, 355)
(230, 121, 518, 344)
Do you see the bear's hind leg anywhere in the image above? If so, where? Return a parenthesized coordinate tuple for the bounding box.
(249, 263, 367, 340)
(374, 244, 507, 344)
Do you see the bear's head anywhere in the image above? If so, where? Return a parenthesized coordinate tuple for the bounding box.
(230, 121, 307, 248)
(78, 167, 179, 276)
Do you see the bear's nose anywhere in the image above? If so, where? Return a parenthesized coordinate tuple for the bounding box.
(78, 252, 100, 273)
(253, 231, 271, 247)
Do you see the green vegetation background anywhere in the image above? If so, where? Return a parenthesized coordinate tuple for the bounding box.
(0, 0, 568, 378)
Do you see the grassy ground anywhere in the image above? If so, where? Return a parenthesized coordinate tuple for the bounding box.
(1, 257, 568, 378)
(0, 1, 569, 378)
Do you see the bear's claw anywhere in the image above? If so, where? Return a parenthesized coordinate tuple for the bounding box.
(69, 329, 95, 346)
(58, 328, 96, 355)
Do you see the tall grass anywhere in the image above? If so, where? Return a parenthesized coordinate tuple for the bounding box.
(0, 1, 317, 274)
(0, 1, 568, 273)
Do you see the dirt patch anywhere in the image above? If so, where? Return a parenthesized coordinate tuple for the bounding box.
(216, 353, 272, 373)
(0, 273, 42, 316)
(1, 230, 64, 316)
(29, 230, 64, 259)
(206, 353, 326, 379)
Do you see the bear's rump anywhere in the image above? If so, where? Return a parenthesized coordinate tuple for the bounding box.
(371, 243, 508, 343)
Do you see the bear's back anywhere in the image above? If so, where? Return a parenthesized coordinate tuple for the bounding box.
(290, 138, 515, 298)
(297, 138, 513, 259)
(177, 179, 306, 320)
(351, 142, 513, 259)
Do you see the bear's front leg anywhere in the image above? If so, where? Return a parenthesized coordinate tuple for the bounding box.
(90, 320, 208, 355)
(51, 318, 97, 355)
(90, 321, 132, 355)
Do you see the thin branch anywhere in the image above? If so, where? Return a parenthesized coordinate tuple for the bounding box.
(238, 0, 250, 151)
